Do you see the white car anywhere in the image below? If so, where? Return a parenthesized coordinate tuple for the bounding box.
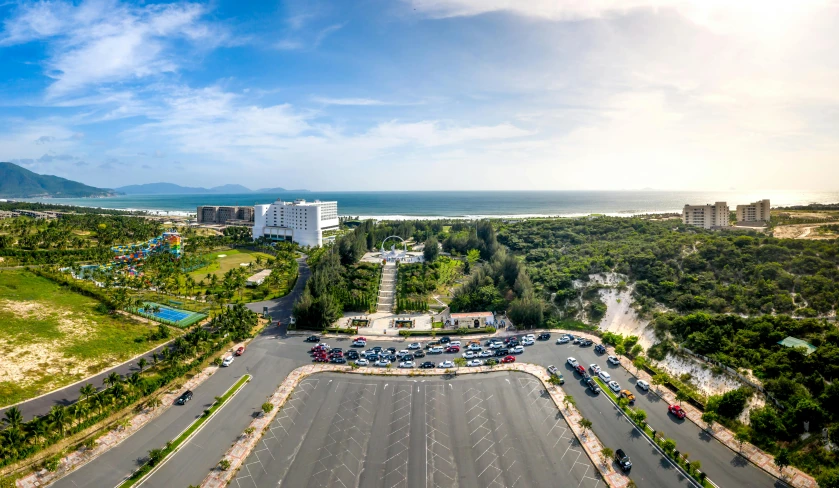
(408, 342, 421, 350)
(355, 358, 369, 366)
(428, 347, 444, 354)
(399, 361, 416, 368)
(398, 350, 411, 356)
(525, 334, 536, 341)
(522, 338, 535, 346)
(608, 355, 621, 365)
(590, 364, 601, 375)
(375, 359, 390, 367)
(479, 350, 493, 358)
(352, 340, 366, 347)
(221, 356, 234, 367)
(556, 336, 570, 344)
(467, 359, 483, 367)
(438, 360, 454, 368)
(463, 351, 478, 359)
(636, 380, 650, 391)
(489, 341, 503, 349)
(510, 345, 524, 354)
(567, 357, 579, 368)
(598, 371, 612, 382)
(608, 380, 621, 392)
(468, 344, 482, 351)
(449, 341, 462, 347)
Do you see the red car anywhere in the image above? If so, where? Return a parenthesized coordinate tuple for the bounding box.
(575, 365, 587, 376)
(668, 405, 687, 419)
(235, 346, 245, 356)
(310, 345, 326, 353)
(445, 345, 460, 353)
(501, 355, 516, 363)
(313, 356, 329, 362)
(354, 337, 367, 342)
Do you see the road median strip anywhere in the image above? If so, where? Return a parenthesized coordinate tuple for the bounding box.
(117, 374, 251, 488)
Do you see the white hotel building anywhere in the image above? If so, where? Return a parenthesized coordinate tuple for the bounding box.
(252, 199, 339, 247)
(682, 202, 730, 229)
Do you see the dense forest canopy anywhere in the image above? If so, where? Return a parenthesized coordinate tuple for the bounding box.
(499, 217, 839, 317)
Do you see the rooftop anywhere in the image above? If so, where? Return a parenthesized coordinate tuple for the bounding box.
(450, 312, 494, 318)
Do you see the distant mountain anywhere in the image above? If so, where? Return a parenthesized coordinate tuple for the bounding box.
(0, 162, 117, 198)
(116, 182, 308, 195)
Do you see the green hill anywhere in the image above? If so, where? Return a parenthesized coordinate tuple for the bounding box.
(0, 162, 117, 198)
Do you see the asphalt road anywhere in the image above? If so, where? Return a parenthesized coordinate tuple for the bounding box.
(50, 258, 311, 488)
(233, 372, 606, 488)
(521, 338, 785, 488)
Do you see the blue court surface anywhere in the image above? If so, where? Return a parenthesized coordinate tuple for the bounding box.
(138, 302, 205, 327)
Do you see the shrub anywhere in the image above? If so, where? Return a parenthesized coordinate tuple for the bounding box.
(218, 458, 231, 471)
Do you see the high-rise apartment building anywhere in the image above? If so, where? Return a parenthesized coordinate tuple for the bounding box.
(252, 199, 339, 247)
(736, 199, 771, 223)
(682, 202, 730, 229)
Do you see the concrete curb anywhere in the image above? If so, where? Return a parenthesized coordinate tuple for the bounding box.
(199, 363, 629, 488)
(128, 374, 251, 488)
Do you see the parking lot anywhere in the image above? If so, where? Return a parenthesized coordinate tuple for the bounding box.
(234, 371, 603, 488)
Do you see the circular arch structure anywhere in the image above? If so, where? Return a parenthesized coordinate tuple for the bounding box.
(380, 235, 408, 262)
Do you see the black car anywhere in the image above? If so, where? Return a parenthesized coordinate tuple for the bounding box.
(413, 350, 426, 358)
(385, 354, 397, 362)
(371, 346, 383, 353)
(614, 449, 632, 472)
(420, 361, 435, 369)
(594, 344, 607, 354)
(331, 357, 347, 364)
(386, 347, 397, 354)
(586, 378, 601, 394)
(495, 348, 510, 357)
(346, 351, 359, 360)
(538, 333, 551, 340)
(332, 347, 343, 353)
(305, 335, 320, 342)
(440, 336, 451, 344)
(176, 390, 193, 405)
(399, 354, 413, 362)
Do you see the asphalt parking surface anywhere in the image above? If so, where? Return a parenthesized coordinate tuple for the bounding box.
(233, 372, 604, 488)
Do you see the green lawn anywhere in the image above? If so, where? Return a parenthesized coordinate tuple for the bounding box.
(0, 269, 176, 406)
(188, 249, 275, 280)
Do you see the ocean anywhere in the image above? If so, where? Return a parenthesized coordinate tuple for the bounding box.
(21, 190, 839, 219)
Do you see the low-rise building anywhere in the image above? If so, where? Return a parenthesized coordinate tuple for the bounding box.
(196, 206, 254, 224)
(252, 199, 339, 247)
(736, 199, 771, 224)
(682, 202, 730, 229)
(246, 269, 272, 287)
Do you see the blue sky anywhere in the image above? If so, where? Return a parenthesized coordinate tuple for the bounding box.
(1, 0, 837, 191)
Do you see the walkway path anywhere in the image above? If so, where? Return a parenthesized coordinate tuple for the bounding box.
(376, 262, 396, 312)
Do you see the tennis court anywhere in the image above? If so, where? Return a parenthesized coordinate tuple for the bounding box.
(138, 302, 206, 328)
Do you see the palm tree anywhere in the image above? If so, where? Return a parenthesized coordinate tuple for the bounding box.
(152, 352, 159, 365)
(127, 372, 142, 394)
(29, 418, 49, 446)
(3, 406, 23, 430)
(47, 406, 70, 438)
(80, 383, 97, 404)
(2, 426, 26, 459)
(104, 371, 122, 389)
(93, 393, 108, 417)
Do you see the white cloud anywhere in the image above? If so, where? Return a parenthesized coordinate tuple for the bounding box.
(0, 0, 227, 97)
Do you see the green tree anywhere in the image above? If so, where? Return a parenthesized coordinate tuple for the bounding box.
(675, 390, 690, 406)
(563, 395, 576, 413)
(2, 406, 23, 430)
(774, 448, 790, 479)
(453, 357, 467, 368)
(137, 357, 148, 373)
(423, 237, 439, 262)
(601, 447, 614, 469)
(734, 428, 749, 453)
(579, 417, 593, 435)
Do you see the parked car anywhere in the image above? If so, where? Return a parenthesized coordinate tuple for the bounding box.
(607, 355, 620, 365)
(608, 380, 621, 392)
(546, 365, 561, 378)
(176, 390, 193, 405)
(425, 341, 442, 349)
(305, 335, 320, 342)
(331, 357, 347, 364)
(594, 344, 607, 354)
(399, 361, 416, 368)
(589, 364, 601, 375)
(501, 355, 516, 363)
(619, 390, 636, 403)
(408, 342, 421, 349)
(522, 338, 535, 346)
(438, 360, 454, 368)
(668, 404, 687, 419)
(614, 449, 632, 472)
(439, 336, 451, 344)
(428, 347, 444, 354)
(346, 351, 359, 360)
(495, 348, 510, 357)
(479, 350, 493, 358)
(524, 334, 536, 341)
(413, 350, 426, 358)
(567, 357, 579, 368)
(636, 380, 650, 391)
(420, 361, 435, 368)
(221, 356, 234, 367)
(489, 341, 503, 349)
(313, 356, 329, 363)
(352, 339, 366, 347)
(538, 332, 551, 340)
(445, 345, 461, 353)
(510, 345, 524, 354)
(586, 378, 601, 394)
(449, 341, 462, 348)
(575, 365, 588, 377)
(235, 346, 245, 356)
(467, 359, 483, 367)
(355, 358, 369, 366)
(556, 336, 570, 344)
(463, 351, 478, 359)
(468, 343, 482, 351)
(580, 339, 593, 347)
(598, 371, 612, 382)
(371, 346, 383, 353)
(374, 359, 390, 367)
(385, 347, 396, 354)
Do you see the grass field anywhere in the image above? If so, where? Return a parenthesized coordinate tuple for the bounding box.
(188, 249, 275, 280)
(0, 269, 178, 406)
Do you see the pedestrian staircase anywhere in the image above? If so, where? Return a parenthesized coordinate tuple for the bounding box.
(376, 263, 397, 312)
